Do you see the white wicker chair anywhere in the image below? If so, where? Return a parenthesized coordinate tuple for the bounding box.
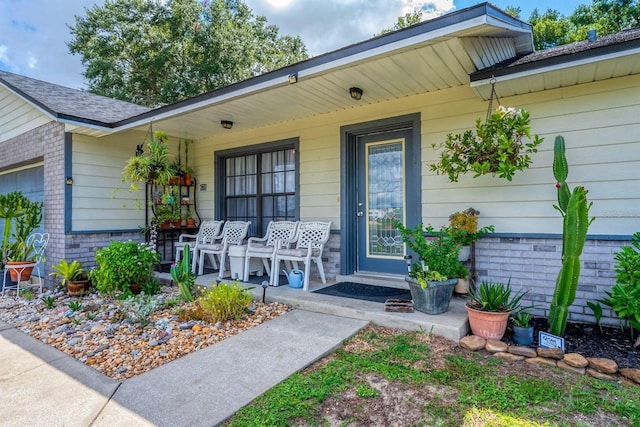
(195, 221, 251, 278)
(243, 221, 299, 281)
(174, 220, 224, 272)
(271, 221, 331, 290)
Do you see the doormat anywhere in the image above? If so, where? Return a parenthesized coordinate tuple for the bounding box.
(312, 282, 411, 304)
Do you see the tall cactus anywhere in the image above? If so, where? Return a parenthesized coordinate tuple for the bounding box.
(549, 136, 594, 336)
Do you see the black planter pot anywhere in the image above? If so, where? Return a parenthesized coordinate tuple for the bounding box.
(405, 277, 457, 315)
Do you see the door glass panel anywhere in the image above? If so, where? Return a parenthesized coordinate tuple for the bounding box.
(366, 140, 405, 259)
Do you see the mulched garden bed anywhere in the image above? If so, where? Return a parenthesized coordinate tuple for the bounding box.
(504, 317, 640, 369)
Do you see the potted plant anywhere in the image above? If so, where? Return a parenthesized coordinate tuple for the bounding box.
(454, 264, 470, 294)
(430, 106, 543, 182)
(393, 220, 462, 314)
(50, 259, 89, 296)
(447, 208, 494, 261)
(5, 238, 37, 282)
(122, 131, 176, 191)
(511, 309, 534, 345)
(184, 209, 196, 228)
(466, 279, 528, 340)
(0, 191, 43, 266)
(91, 240, 160, 295)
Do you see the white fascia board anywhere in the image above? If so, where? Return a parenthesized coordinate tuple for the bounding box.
(470, 46, 640, 88)
(297, 16, 490, 80)
(115, 15, 529, 132)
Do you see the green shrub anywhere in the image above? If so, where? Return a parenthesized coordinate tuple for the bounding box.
(141, 279, 162, 295)
(600, 232, 640, 339)
(197, 282, 253, 323)
(92, 240, 160, 294)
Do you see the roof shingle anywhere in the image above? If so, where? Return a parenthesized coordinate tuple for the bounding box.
(0, 70, 149, 125)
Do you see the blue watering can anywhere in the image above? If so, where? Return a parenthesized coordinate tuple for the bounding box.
(283, 269, 304, 288)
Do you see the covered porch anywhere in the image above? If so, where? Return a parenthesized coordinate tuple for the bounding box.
(158, 270, 470, 342)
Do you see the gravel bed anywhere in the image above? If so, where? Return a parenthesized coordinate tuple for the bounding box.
(0, 286, 289, 380)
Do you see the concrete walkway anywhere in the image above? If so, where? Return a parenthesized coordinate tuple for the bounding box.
(0, 310, 367, 427)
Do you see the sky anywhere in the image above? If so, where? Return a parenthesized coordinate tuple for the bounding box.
(0, 0, 588, 90)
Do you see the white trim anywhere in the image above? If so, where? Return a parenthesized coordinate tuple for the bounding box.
(0, 161, 44, 176)
(470, 46, 640, 88)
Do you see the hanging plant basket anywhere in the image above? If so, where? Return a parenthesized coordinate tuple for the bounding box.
(430, 79, 543, 182)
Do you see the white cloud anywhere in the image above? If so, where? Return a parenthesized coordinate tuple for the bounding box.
(400, 0, 455, 19)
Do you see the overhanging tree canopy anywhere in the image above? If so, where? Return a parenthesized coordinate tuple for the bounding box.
(67, 0, 308, 107)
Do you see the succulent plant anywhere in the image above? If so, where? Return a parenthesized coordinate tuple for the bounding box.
(548, 136, 594, 336)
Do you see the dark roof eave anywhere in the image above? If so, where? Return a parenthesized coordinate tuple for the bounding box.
(116, 2, 530, 128)
(0, 77, 121, 129)
(57, 114, 117, 129)
(471, 36, 640, 82)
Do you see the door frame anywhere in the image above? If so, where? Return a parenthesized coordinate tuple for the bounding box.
(340, 113, 422, 275)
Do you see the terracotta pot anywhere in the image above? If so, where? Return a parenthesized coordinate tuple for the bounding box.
(129, 283, 142, 294)
(184, 174, 192, 186)
(186, 218, 196, 228)
(466, 304, 511, 340)
(67, 280, 87, 296)
(455, 278, 469, 294)
(5, 261, 34, 282)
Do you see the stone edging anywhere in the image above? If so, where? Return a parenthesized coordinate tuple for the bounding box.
(460, 335, 640, 386)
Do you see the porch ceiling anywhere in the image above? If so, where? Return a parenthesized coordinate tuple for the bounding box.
(71, 16, 530, 140)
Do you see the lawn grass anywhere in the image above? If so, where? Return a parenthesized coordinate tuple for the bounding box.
(225, 326, 640, 426)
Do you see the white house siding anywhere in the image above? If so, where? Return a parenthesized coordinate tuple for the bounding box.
(0, 87, 51, 143)
(71, 131, 164, 231)
(422, 75, 640, 235)
(189, 73, 638, 325)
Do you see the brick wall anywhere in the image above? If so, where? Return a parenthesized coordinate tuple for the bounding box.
(1, 123, 143, 289)
(475, 236, 626, 326)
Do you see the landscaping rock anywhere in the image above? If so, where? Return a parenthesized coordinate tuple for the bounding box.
(619, 368, 640, 385)
(557, 360, 586, 375)
(460, 335, 485, 351)
(0, 286, 289, 381)
(525, 357, 557, 367)
(494, 352, 524, 362)
(537, 346, 564, 360)
(586, 368, 618, 382)
(508, 346, 537, 358)
(563, 353, 588, 368)
(485, 339, 507, 353)
(587, 357, 618, 374)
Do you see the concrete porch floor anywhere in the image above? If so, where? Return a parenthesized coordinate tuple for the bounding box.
(158, 271, 471, 343)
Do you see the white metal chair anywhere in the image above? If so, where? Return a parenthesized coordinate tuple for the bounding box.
(26, 232, 49, 293)
(195, 221, 251, 278)
(243, 221, 299, 281)
(174, 220, 224, 272)
(271, 221, 332, 290)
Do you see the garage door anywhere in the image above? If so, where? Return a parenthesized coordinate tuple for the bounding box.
(0, 165, 45, 234)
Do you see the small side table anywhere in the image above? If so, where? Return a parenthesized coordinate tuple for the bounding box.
(2, 262, 37, 297)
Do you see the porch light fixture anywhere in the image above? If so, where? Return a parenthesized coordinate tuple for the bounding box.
(288, 72, 298, 84)
(349, 87, 363, 100)
(221, 120, 233, 129)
